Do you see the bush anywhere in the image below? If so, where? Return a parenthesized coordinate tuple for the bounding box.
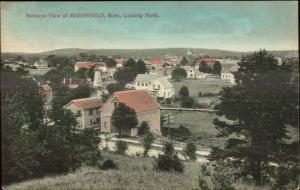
(99, 159, 118, 170)
(184, 142, 197, 161)
(138, 121, 150, 136)
(198, 92, 202, 97)
(153, 142, 184, 173)
(166, 98, 172, 104)
(181, 97, 195, 108)
(141, 132, 154, 156)
(115, 140, 128, 154)
(179, 86, 189, 97)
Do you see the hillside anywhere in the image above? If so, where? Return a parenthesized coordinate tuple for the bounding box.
(7, 151, 271, 190)
(2, 48, 298, 58)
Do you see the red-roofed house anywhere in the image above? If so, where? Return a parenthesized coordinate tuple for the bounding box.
(148, 58, 165, 70)
(101, 90, 161, 136)
(116, 58, 125, 68)
(64, 97, 103, 129)
(74, 61, 107, 72)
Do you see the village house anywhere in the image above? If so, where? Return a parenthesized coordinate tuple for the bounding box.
(194, 55, 215, 69)
(63, 78, 91, 89)
(34, 59, 48, 69)
(134, 73, 175, 99)
(100, 90, 161, 136)
(64, 97, 102, 129)
(74, 61, 107, 72)
(115, 58, 125, 68)
(181, 66, 208, 79)
(221, 64, 239, 84)
(147, 58, 165, 70)
(40, 84, 53, 111)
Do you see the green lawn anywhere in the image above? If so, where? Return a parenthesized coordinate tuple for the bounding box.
(161, 110, 226, 148)
(171, 78, 232, 97)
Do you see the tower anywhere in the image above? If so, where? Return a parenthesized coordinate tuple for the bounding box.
(187, 49, 192, 56)
(93, 68, 103, 88)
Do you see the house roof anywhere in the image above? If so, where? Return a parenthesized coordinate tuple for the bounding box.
(75, 62, 106, 69)
(195, 56, 215, 64)
(41, 84, 52, 92)
(135, 73, 159, 82)
(68, 97, 103, 110)
(112, 90, 161, 113)
(116, 58, 125, 65)
(149, 58, 164, 65)
(156, 77, 173, 88)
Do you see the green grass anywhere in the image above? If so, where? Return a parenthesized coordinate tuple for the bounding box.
(7, 151, 272, 190)
(172, 78, 232, 97)
(161, 110, 225, 148)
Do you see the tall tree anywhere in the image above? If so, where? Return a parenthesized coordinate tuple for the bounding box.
(113, 67, 137, 83)
(212, 61, 222, 75)
(180, 57, 189, 65)
(179, 86, 189, 97)
(111, 103, 138, 135)
(136, 59, 147, 74)
(171, 67, 187, 81)
(199, 61, 211, 73)
(210, 50, 299, 185)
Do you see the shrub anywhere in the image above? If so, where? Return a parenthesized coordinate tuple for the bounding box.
(198, 92, 202, 97)
(138, 121, 150, 136)
(184, 142, 197, 161)
(141, 132, 154, 156)
(179, 86, 189, 97)
(99, 159, 118, 170)
(181, 97, 195, 108)
(153, 142, 184, 173)
(166, 98, 172, 104)
(115, 141, 128, 154)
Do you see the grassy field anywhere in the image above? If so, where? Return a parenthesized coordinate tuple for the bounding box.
(172, 78, 232, 97)
(161, 110, 226, 148)
(7, 151, 272, 190)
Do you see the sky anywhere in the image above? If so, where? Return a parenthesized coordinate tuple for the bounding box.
(1, 1, 298, 53)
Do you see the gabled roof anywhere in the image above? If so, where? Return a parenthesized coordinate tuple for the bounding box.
(149, 58, 164, 65)
(135, 73, 159, 82)
(75, 62, 106, 69)
(66, 97, 102, 110)
(116, 58, 125, 65)
(110, 90, 161, 113)
(156, 77, 173, 88)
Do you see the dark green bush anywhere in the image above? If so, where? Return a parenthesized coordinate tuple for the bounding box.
(115, 141, 128, 154)
(99, 159, 118, 170)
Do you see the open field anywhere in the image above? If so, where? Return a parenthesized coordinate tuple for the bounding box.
(171, 78, 232, 96)
(161, 110, 226, 147)
(7, 151, 272, 190)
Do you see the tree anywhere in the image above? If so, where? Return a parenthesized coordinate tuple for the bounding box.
(136, 59, 147, 74)
(111, 103, 138, 135)
(105, 58, 117, 68)
(87, 65, 96, 81)
(181, 97, 194, 108)
(115, 141, 128, 154)
(179, 86, 189, 97)
(72, 85, 93, 100)
(210, 50, 299, 185)
(171, 67, 187, 81)
(153, 142, 184, 173)
(87, 54, 97, 62)
(124, 58, 136, 69)
(180, 57, 189, 65)
(44, 69, 64, 84)
(114, 67, 137, 83)
(199, 61, 211, 73)
(106, 83, 125, 95)
(79, 53, 88, 61)
(77, 68, 88, 79)
(138, 121, 150, 136)
(184, 142, 197, 161)
(212, 61, 222, 75)
(141, 132, 154, 156)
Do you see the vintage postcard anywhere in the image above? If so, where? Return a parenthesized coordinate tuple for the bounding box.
(1, 1, 299, 190)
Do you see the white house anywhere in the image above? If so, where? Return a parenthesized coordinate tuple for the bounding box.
(134, 73, 175, 99)
(181, 66, 208, 79)
(34, 59, 48, 69)
(221, 64, 239, 84)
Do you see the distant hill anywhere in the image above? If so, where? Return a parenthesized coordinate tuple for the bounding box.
(2, 48, 298, 59)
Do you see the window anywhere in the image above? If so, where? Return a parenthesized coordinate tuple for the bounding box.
(141, 83, 144, 86)
(158, 85, 160, 89)
(137, 82, 140, 86)
(104, 121, 107, 128)
(90, 119, 93, 126)
(89, 109, 93, 115)
(96, 118, 100, 124)
(145, 83, 148, 86)
(76, 110, 81, 117)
